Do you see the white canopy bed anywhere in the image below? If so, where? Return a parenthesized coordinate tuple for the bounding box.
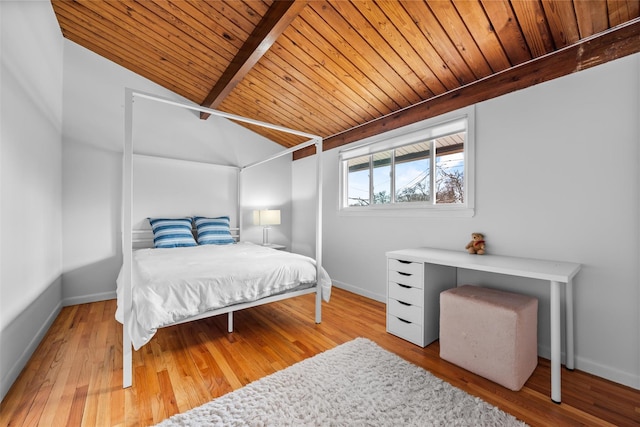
(121, 89, 326, 388)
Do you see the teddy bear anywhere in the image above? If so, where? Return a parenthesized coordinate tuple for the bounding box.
(465, 233, 486, 255)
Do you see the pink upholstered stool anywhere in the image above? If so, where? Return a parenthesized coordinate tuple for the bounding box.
(439, 285, 538, 391)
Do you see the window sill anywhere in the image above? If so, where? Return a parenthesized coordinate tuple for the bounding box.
(338, 206, 475, 218)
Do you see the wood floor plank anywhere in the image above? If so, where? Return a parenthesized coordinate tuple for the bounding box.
(2, 287, 639, 426)
(67, 384, 88, 427)
(198, 338, 243, 391)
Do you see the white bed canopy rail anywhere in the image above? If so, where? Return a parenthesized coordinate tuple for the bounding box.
(123, 88, 323, 388)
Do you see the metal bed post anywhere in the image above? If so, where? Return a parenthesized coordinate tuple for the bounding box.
(122, 89, 324, 388)
(314, 138, 323, 324)
(229, 167, 243, 334)
(237, 168, 242, 240)
(123, 88, 134, 388)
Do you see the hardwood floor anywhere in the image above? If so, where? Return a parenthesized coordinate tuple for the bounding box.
(1, 287, 639, 426)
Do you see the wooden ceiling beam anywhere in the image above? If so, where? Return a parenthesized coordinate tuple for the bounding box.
(200, 0, 308, 119)
(293, 18, 640, 160)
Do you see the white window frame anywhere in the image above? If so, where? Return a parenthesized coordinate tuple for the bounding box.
(338, 106, 475, 217)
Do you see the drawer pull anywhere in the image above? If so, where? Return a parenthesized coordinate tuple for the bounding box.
(397, 317, 411, 324)
(398, 272, 412, 276)
(398, 260, 412, 264)
(397, 284, 411, 289)
(398, 301, 411, 306)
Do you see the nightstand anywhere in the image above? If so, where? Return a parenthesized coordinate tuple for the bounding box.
(262, 243, 286, 251)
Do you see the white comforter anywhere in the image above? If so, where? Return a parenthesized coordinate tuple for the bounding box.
(116, 242, 332, 349)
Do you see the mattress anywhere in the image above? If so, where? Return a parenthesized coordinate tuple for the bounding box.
(116, 242, 331, 349)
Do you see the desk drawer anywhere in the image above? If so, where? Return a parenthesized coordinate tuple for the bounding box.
(388, 259, 423, 276)
(388, 281, 423, 305)
(388, 270, 423, 289)
(387, 298, 422, 325)
(387, 314, 423, 346)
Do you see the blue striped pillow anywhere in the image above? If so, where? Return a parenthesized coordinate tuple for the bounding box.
(148, 217, 197, 248)
(194, 216, 235, 245)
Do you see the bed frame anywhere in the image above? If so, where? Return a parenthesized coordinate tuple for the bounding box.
(130, 228, 321, 331)
(122, 89, 324, 388)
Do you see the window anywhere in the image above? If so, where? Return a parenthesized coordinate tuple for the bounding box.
(339, 107, 474, 216)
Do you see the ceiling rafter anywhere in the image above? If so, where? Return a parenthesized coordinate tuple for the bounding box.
(199, 0, 308, 119)
(51, 1, 640, 152)
(294, 17, 640, 160)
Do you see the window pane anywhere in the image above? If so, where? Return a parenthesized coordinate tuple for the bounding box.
(339, 108, 473, 213)
(394, 142, 430, 203)
(435, 132, 465, 204)
(372, 151, 391, 204)
(347, 155, 370, 206)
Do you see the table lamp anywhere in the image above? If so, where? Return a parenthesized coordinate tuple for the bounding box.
(253, 209, 281, 245)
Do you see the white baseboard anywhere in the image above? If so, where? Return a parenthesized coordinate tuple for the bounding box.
(331, 280, 386, 303)
(1, 301, 62, 401)
(63, 290, 116, 307)
(574, 354, 640, 390)
(537, 344, 639, 390)
(332, 280, 640, 391)
(1, 287, 115, 401)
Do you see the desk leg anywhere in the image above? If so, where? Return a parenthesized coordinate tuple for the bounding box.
(550, 280, 562, 403)
(566, 279, 574, 370)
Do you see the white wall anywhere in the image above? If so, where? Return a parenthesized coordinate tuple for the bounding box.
(131, 155, 239, 230)
(293, 53, 640, 389)
(240, 156, 293, 248)
(61, 40, 290, 304)
(0, 1, 64, 400)
(292, 157, 318, 257)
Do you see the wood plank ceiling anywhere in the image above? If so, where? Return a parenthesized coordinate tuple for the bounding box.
(52, 0, 640, 157)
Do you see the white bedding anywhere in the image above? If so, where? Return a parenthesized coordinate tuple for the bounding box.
(116, 242, 331, 349)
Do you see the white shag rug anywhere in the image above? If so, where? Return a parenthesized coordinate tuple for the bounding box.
(155, 338, 527, 426)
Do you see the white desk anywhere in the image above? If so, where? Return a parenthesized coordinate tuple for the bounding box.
(386, 247, 581, 403)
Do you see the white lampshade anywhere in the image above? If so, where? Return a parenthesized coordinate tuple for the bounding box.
(254, 209, 281, 226)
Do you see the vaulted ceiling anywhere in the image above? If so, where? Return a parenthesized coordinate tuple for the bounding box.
(52, 1, 640, 158)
